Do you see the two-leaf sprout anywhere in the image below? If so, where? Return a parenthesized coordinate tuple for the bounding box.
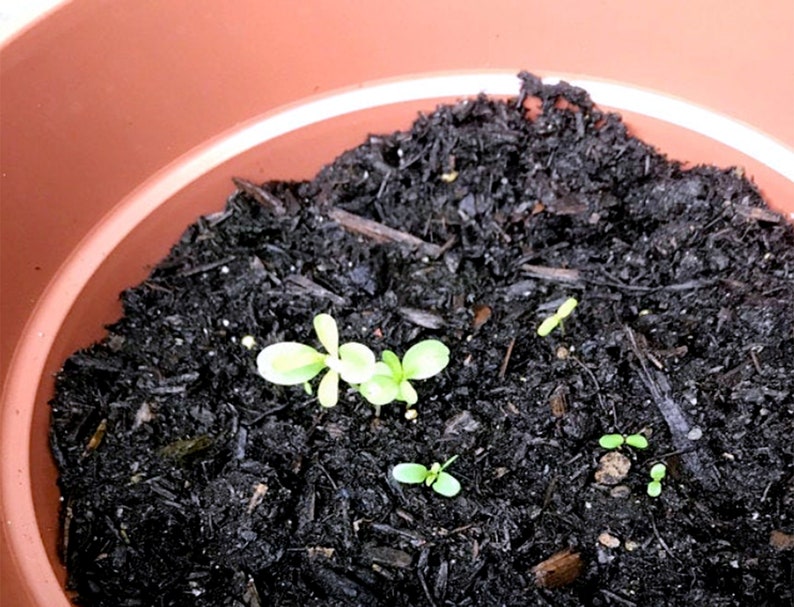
(600, 433, 666, 498)
(392, 455, 461, 497)
(598, 433, 649, 450)
(256, 313, 449, 410)
(358, 342, 450, 412)
(537, 297, 578, 337)
(256, 313, 375, 407)
(647, 463, 667, 498)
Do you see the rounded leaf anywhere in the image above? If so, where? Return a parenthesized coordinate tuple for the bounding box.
(647, 480, 662, 498)
(398, 380, 418, 406)
(432, 472, 461, 497)
(650, 463, 667, 481)
(556, 297, 578, 319)
(625, 434, 649, 449)
(537, 316, 559, 337)
(598, 434, 625, 450)
(317, 369, 339, 407)
(392, 463, 429, 484)
(313, 313, 339, 356)
(337, 342, 376, 383)
(359, 374, 400, 406)
(372, 361, 395, 377)
(256, 343, 325, 385)
(401, 340, 450, 380)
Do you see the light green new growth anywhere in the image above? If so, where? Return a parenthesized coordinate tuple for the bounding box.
(257, 314, 449, 411)
(358, 340, 450, 409)
(598, 433, 649, 450)
(647, 462, 667, 498)
(537, 297, 579, 337)
(256, 313, 375, 408)
(392, 455, 461, 497)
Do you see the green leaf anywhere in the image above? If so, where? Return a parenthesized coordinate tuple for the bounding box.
(359, 374, 400, 406)
(556, 297, 578, 319)
(317, 369, 340, 407)
(647, 480, 662, 498)
(337, 342, 376, 383)
(398, 379, 418, 406)
(256, 343, 325, 385)
(650, 463, 667, 481)
(392, 463, 429, 484)
(625, 434, 649, 449)
(598, 434, 625, 450)
(313, 313, 338, 356)
(381, 350, 403, 379)
(432, 472, 461, 497)
(372, 361, 395, 377)
(537, 315, 560, 337)
(401, 340, 450, 380)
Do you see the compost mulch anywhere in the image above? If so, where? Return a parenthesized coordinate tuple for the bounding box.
(51, 73, 794, 606)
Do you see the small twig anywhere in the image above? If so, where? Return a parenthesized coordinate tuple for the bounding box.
(600, 589, 637, 607)
(327, 208, 442, 257)
(570, 356, 616, 426)
(284, 274, 347, 305)
(749, 349, 764, 375)
(498, 337, 516, 380)
(735, 205, 782, 224)
(232, 177, 287, 215)
(650, 516, 679, 562)
(625, 327, 719, 491)
(521, 264, 582, 283)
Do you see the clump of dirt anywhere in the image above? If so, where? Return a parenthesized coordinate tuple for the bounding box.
(51, 72, 794, 606)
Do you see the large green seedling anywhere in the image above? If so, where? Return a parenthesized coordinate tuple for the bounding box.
(257, 313, 375, 407)
(358, 340, 450, 409)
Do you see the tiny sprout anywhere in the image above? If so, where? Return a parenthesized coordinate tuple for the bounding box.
(358, 340, 450, 410)
(598, 433, 648, 450)
(537, 297, 579, 337)
(647, 462, 667, 498)
(392, 455, 461, 497)
(257, 313, 376, 408)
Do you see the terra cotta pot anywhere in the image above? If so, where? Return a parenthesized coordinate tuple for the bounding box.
(2, 2, 793, 605)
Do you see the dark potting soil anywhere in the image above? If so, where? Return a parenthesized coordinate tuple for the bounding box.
(50, 73, 794, 607)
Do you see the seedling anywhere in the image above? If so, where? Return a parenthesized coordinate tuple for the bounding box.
(647, 462, 667, 498)
(537, 297, 579, 337)
(392, 455, 461, 497)
(358, 340, 450, 410)
(256, 313, 376, 408)
(598, 433, 649, 450)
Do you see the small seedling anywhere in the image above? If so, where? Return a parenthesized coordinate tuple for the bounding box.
(647, 462, 667, 498)
(256, 313, 376, 407)
(392, 455, 461, 497)
(358, 340, 450, 410)
(537, 297, 579, 337)
(598, 433, 649, 450)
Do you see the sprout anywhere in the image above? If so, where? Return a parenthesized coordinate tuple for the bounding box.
(256, 313, 375, 407)
(647, 462, 667, 498)
(537, 297, 579, 337)
(392, 455, 461, 497)
(358, 340, 450, 410)
(598, 433, 648, 450)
